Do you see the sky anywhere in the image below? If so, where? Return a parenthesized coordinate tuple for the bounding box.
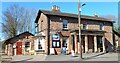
(0, 2, 118, 41)
(1, 0, 120, 2)
(1, 2, 118, 16)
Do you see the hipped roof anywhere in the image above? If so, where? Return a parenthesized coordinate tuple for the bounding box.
(35, 10, 114, 23)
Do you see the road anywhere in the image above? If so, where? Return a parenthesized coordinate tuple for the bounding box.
(1, 52, 119, 62)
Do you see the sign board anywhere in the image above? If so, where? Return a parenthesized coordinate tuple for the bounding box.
(52, 34, 61, 48)
(52, 34, 60, 40)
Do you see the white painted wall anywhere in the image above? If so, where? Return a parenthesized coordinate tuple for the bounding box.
(34, 37, 45, 51)
(34, 39, 38, 50)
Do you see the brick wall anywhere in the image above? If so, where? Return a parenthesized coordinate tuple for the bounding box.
(6, 33, 34, 56)
(50, 16, 79, 31)
(38, 13, 48, 32)
(104, 23, 113, 43)
(37, 13, 114, 54)
(38, 13, 48, 53)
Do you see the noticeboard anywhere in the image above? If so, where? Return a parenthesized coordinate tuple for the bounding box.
(52, 34, 60, 40)
(52, 34, 61, 48)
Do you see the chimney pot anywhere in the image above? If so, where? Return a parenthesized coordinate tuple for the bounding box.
(52, 5, 60, 12)
(94, 12, 99, 17)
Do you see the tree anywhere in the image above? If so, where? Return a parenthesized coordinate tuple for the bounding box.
(2, 4, 36, 38)
(117, 27, 120, 34)
(114, 26, 120, 34)
(100, 15, 119, 33)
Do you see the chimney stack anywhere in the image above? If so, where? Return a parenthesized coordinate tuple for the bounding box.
(52, 5, 60, 13)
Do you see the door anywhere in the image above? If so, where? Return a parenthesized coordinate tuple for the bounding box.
(88, 36, 94, 52)
(16, 42, 22, 55)
(71, 35, 75, 51)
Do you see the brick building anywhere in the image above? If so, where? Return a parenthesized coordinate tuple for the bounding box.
(4, 31, 34, 56)
(35, 6, 115, 55)
(113, 30, 120, 51)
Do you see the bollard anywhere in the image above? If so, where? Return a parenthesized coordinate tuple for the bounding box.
(71, 50, 75, 57)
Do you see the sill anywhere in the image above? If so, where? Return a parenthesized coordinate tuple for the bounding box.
(35, 50, 45, 52)
(62, 28, 69, 31)
(52, 47, 61, 48)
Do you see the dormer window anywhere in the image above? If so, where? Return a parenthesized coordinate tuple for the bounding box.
(62, 20, 68, 30)
(100, 23, 104, 30)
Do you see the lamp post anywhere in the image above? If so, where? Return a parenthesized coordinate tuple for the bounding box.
(78, 0, 86, 59)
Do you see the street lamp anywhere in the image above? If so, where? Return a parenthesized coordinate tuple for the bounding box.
(78, 0, 86, 59)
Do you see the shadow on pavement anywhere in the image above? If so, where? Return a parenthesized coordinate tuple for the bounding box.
(83, 52, 106, 60)
(19, 58, 33, 61)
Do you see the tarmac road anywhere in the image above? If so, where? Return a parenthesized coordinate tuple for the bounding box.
(1, 52, 119, 63)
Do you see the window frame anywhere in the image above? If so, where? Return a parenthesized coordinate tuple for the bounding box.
(52, 40, 61, 48)
(83, 23, 88, 29)
(25, 42, 30, 48)
(38, 41, 42, 49)
(25, 42, 31, 51)
(63, 40, 67, 47)
(62, 20, 68, 30)
(100, 23, 104, 30)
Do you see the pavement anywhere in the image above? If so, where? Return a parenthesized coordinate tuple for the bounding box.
(12, 54, 47, 61)
(1, 52, 119, 61)
(71, 52, 119, 61)
(45, 52, 119, 61)
(1, 54, 47, 61)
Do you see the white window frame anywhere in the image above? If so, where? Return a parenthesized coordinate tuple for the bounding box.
(25, 42, 31, 51)
(62, 20, 68, 30)
(52, 41, 60, 48)
(83, 23, 88, 29)
(38, 38, 43, 50)
(100, 23, 104, 30)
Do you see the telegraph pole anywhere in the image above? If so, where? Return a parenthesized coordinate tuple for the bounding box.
(78, 0, 82, 59)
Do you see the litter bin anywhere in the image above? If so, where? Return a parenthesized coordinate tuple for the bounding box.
(62, 47, 66, 55)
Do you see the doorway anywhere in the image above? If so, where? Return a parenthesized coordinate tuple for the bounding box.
(16, 42, 22, 55)
(71, 35, 75, 51)
(88, 36, 94, 52)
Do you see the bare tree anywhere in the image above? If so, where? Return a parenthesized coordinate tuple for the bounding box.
(100, 15, 117, 26)
(100, 15, 119, 34)
(2, 4, 36, 38)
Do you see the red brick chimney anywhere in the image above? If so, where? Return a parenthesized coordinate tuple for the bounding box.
(52, 5, 60, 13)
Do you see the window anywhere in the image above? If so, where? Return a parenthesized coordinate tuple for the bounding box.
(38, 41, 42, 49)
(25, 42, 30, 51)
(62, 20, 68, 30)
(63, 40, 67, 47)
(100, 23, 104, 30)
(25, 42, 30, 48)
(52, 41, 60, 48)
(35, 24, 39, 33)
(57, 41, 60, 47)
(100, 37, 102, 44)
(83, 24, 87, 29)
